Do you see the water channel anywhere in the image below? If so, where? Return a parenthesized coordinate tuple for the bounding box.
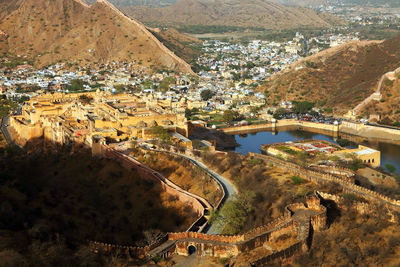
(232, 129, 400, 173)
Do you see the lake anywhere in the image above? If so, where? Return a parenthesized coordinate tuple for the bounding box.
(232, 129, 400, 173)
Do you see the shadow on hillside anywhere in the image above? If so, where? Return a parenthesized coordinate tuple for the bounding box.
(0, 138, 198, 256)
(319, 197, 341, 228)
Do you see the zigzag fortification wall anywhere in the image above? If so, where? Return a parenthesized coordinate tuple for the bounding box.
(251, 153, 400, 211)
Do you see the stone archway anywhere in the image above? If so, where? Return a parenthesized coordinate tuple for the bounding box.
(188, 245, 196, 255)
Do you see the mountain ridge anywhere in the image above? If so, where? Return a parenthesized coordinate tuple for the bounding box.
(125, 0, 344, 30)
(257, 35, 400, 114)
(0, 0, 193, 73)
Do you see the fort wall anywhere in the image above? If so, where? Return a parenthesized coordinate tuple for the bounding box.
(221, 119, 400, 142)
(88, 193, 327, 264)
(250, 153, 400, 211)
(10, 116, 44, 141)
(102, 146, 211, 216)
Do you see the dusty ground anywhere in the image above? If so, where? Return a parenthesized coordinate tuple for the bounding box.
(357, 167, 398, 188)
(154, 255, 224, 267)
(258, 35, 400, 114)
(135, 150, 223, 207)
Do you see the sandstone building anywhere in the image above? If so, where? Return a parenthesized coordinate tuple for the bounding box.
(10, 91, 190, 146)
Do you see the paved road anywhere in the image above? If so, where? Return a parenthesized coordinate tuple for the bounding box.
(157, 150, 238, 234)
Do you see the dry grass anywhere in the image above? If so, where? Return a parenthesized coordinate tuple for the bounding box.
(258, 36, 400, 113)
(0, 0, 191, 72)
(136, 151, 223, 207)
(200, 152, 328, 231)
(293, 208, 400, 266)
(361, 75, 400, 122)
(0, 149, 197, 246)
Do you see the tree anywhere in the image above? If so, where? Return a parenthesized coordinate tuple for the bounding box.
(245, 61, 256, 69)
(67, 79, 85, 91)
(348, 158, 364, 171)
(223, 110, 236, 122)
(273, 107, 287, 119)
(184, 108, 192, 120)
(200, 89, 214, 101)
(150, 126, 170, 143)
(142, 80, 154, 89)
(211, 192, 255, 235)
(231, 72, 241, 81)
(158, 76, 176, 93)
(385, 163, 396, 174)
(113, 84, 125, 93)
(263, 90, 270, 98)
(291, 101, 314, 114)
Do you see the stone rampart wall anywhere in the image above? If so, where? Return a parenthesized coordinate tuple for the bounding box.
(10, 116, 44, 141)
(221, 119, 400, 142)
(340, 122, 400, 141)
(222, 123, 272, 133)
(250, 153, 355, 184)
(222, 119, 338, 134)
(89, 233, 169, 259)
(154, 149, 226, 210)
(318, 191, 380, 215)
(251, 153, 400, 211)
(250, 241, 305, 266)
(168, 231, 244, 243)
(308, 165, 355, 177)
(243, 210, 291, 240)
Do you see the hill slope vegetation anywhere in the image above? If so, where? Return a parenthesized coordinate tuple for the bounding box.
(258, 35, 400, 113)
(0, 0, 193, 73)
(126, 0, 344, 30)
(0, 147, 196, 265)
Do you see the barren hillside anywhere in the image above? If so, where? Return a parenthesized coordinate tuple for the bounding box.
(0, 0, 193, 73)
(258, 35, 400, 114)
(0, 0, 23, 21)
(126, 0, 344, 30)
(360, 71, 400, 124)
(148, 27, 202, 64)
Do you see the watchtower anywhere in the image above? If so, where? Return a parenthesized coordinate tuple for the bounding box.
(92, 135, 105, 157)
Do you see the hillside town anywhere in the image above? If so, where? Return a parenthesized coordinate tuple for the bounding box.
(1, 31, 360, 127)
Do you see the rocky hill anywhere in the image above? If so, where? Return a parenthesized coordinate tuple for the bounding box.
(85, 0, 177, 6)
(148, 27, 202, 64)
(126, 0, 344, 30)
(271, 0, 327, 7)
(258, 35, 400, 114)
(0, 0, 23, 21)
(358, 68, 400, 124)
(0, 0, 193, 73)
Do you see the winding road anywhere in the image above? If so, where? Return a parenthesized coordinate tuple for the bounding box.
(146, 148, 238, 234)
(0, 116, 12, 144)
(169, 152, 238, 234)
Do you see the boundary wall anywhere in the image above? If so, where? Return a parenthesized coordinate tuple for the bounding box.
(101, 145, 213, 234)
(250, 153, 400, 210)
(221, 119, 400, 141)
(89, 193, 327, 265)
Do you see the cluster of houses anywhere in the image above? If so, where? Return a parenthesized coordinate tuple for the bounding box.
(1, 31, 363, 129)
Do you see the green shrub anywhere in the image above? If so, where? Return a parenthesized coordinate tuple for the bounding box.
(290, 175, 303, 185)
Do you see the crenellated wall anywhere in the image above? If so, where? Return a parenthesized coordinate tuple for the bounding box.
(89, 193, 327, 264)
(250, 152, 400, 211)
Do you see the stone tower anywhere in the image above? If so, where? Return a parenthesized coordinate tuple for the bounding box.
(92, 135, 105, 157)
